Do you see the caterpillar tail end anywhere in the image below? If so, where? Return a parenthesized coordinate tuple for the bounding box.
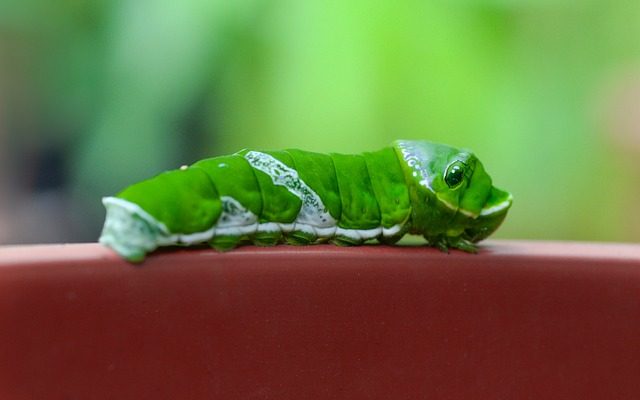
(99, 197, 165, 263)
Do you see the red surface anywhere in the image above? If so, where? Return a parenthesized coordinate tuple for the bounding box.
(1, 241, 640, 399)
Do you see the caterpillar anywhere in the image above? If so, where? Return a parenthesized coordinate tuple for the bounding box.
(99, 140, 512, 262)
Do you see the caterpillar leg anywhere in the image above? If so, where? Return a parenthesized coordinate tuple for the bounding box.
(424, 235, 478, 253)
(448, 237, 478, 253)
(253, 229, 283, 246)
(286, 230, 318, 245)
(209, 235, 242, 251)
(377, 235, 402, 245)
(331, 235, 365, 246)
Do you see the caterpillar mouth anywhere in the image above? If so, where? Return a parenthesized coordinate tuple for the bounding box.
(464, 187, 512, 242)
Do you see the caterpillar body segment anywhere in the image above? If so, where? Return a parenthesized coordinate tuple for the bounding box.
(99, 140, 513, 262)
(363, 147, 412, 243)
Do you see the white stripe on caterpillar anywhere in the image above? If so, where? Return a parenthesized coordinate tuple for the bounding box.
(244, 151, 337, 228)
(100, 195, 404, 260)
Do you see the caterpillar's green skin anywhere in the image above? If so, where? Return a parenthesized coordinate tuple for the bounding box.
(99, 140, 512, 262)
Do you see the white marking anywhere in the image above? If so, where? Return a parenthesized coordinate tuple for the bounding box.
(179, 165, 188, 171)
(315, 226, 337, 237)
(396, 141, 433, 192)
(102, 197, 170, 234)
(214, 224, 257, 236)
(212, 196, 258, 237)
(480, 194, 513, 216)
(458, 208, 478, 218)
(217, 196, 258, 228)
(244, 151, 337, 228)
(336, 227, 382, 241)
(382, 225, 402, 237)
(256, 222, 281, 233)
(100, 197, 165, 259)
(178, 229, 215, 244)
(277, 223, 295, 232)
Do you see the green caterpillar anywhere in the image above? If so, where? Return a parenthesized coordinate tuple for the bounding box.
(99, 140, 512, 262)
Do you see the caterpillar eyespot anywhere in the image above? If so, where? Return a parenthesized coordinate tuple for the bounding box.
(445, 161, 466, 188)
(99, 140, 513, 262)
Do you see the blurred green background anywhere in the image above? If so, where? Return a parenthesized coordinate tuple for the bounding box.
(0, 0, 639, 244)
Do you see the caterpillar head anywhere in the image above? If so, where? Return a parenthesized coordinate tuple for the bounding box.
(394, 140, 512, 246)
